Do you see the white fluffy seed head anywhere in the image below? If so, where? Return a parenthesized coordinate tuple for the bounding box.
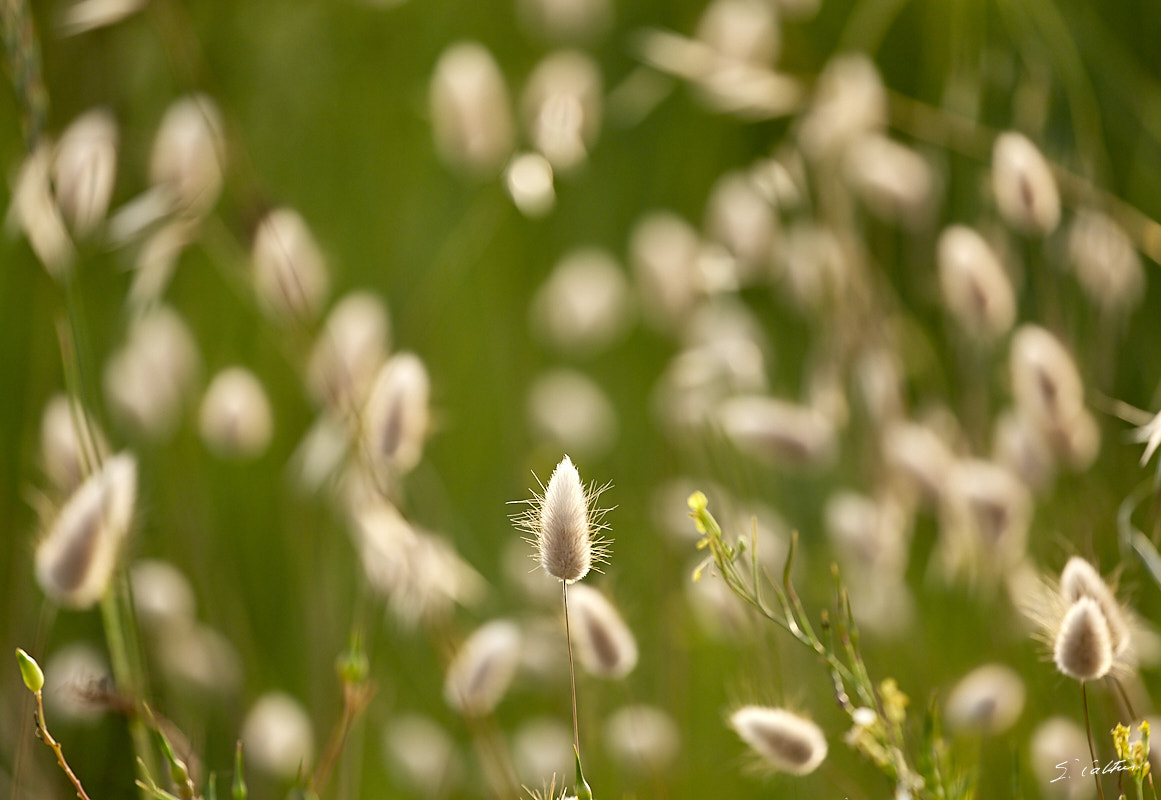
(603, 704, 681, 773)
(504, 152, 556, 218)
(40, 394, 109, 495)
(12, 141, 75, 279)
(992, 132, 1060, 236)
(1059, 557, 1130, 658)
(697, 0, 780, 66)
(1009, 325, 1085, 430)
(252, 207, 330, 324)
(241, 692, 315, 779)
(307, 291, 390, 415)
(1030, 717, 1093, 800)
(945, 663, 1026, 735)
(443, 619, 522, 716)
(798, 53, 886, 161)
(1068, 209, 1144, 312)
(568, 583, 638, 679)
(717, 395, 837, 469)
(199, 367, 274, 459)
(429, 42, 515, 175)
(937, 225, 1016, 340)
(843, 134, 935, 229)
(383, 714, 461, 795)
(729, 705, 827, 775)
(629, 211, 703, 330)
(530, 248, 634, 355)
(526, 368, 617, 460)
(522, 50, 603, 172)
(53, 108, 118, 237)
(130, 558, 197, 632)
(361, 352, 431, 476)
(537, 455, 594, 582)
(35, 453, 137, 609)
(1054, 597, 1114, 682)
(149, 94, 225, 216)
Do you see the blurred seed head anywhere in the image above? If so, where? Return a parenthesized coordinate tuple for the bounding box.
(717, 395, 837, 469)
(704, 170, 777, 281)
(991, 408, 1056, 493)
(199, 367, 274, 459)
(383, 714, 461, 796)
(513, 717, 574, 786)
(517, 0, 612, 44)
(104, 305, 201, 439)
(308, 291, 390, 415)
(881, 419, 957, 503)
(60, 0, 149, 36)
(154, 623, 242, 696)
(798, 53, 886, 161)
(1068, 209, 1144, 313)
(729, 705, 827, 775)
(825, 490, 909, 575)
(1054, 597, 1113, 682)
(129, 218, 198, 308)
(629, 211, 703, 331)
(696, 0, 780, 66)
(603, 704, 680, 773)
(43, 643, 110, 724)
(944, 663, 1025, 735)
(854, 346, 905, 426)
(130, 558, 196, 632)
(505, 152, 556, 218)
(937, 225, 1016, 341)
(530, 248, 634, 355)
(252, 207, 330, 324)
(40, 394, 109, 495)
(939, 458, 1031, 578)
(430, 42, 515, 175)
(444, 619, 522, 716)
(361, 351, 431, 476)
(991, 132, 1060, 236)
(844, 574, 915, 637)
(10, 141, 75, 278)
(35, 453, 137, 609)
(775, 222, 849, 312)
(526, 368, 617, 460)
(241, 692, 315, 779)
(653, 338, 768, 432)
(1030, 717, 1095, 800)
(523, 50, 603, 172)
(290, 414, 351, 493)
(149, 95, 225, 216)
(53, 109, 118, 237)
(843, 134, 936, 229)
(568, 583, 638, 679)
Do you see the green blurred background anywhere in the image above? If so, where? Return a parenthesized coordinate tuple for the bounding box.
(4, 0, 1161, 798)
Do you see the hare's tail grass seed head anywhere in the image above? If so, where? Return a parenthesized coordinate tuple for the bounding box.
(514, 455, 610, 583)
(729, 705, 828, 776)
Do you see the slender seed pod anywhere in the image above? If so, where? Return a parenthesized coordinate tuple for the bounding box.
(729, 705, 827, 775)
(1059, 557, 1130, 658)
(568, 584, 638, 679)
(443, 619, 522, 716)
(1054, 598, 1113, 682)
(992, 132, 1060, 235)
(35, 453, 137, 609)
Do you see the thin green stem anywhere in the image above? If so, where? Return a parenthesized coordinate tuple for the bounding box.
(1082, 681, 1107, 800)
(100, 582, 157, 796)
(563, 581, 580, 759)
(33, 691, 91, 800)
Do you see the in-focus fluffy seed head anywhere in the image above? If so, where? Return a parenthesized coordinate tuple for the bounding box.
(992, 132, 1060, 235)
(443, 619, 522, 716)
(35, 453, 138, 609)
(518, 455, 610, 583)
(729, 705, 827, 775)
(1054, 597, 1113, 682)
(1060, 557, 1130, 658)
(568, 583, 638, 679)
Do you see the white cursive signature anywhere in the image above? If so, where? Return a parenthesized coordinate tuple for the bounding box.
(1052, 758, 1132, 782)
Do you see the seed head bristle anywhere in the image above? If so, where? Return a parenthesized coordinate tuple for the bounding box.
(512, 455, 611, 583)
